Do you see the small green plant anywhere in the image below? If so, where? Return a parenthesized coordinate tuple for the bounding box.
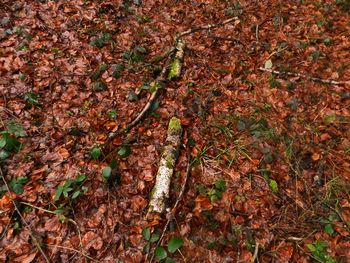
(249, 117, 277, 140)
(142, 227, 160, 253)
(92, 81, 108, 91)
(196, 179, 227, 202)
(208, 179, 226, 202)
(112, 63, 125, 79)
(246, 233, 256, 253)
(337, 0, 350, 11)
(136, 14, 151, 24)
(0, 121, 26, 159)
(268, 75, 282, 88)
(323, 37, 332, 46)
(122, 45, 147, 63)
(306, 240, 337, 263)
(19, 72, 27, 81)
(117, 145, 132, 158)
(54, 174, 87, 202)
(268, 179, 279, 193)
(9, 176, 29, 195)
(102, 159, 118, 183)
(142, 228, 184, 262)
(154, 236, 184, 262)
(90, 32, 111, 48)
(91, 63, 108, 81)
(224, 2, 243, 17)
(24, 92, 40, 108)
(91, 146, 102, 160)
(259, 168, 279, 193)
(192, 145, 212, 166)
(107, 109, 117, 119)
(323, 113, 336, 125)
(51, 47, 60, 54)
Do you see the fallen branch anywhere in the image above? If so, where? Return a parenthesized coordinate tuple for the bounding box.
(176, 17, 239, 41)
(150, 149, 191, 262)
(259, 67, 350, 86)
(0, 167, 50, 263)
(148, 117, 183, 214)
(108, 17, 239, 141)
(108, 54, 174, 140)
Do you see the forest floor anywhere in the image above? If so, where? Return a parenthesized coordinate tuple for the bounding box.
(1, 0, 350, 262)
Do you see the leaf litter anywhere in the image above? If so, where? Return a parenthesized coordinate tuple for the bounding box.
(0, 0, 350, 262)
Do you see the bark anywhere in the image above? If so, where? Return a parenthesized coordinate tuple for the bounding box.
(148, 117, 182, 214)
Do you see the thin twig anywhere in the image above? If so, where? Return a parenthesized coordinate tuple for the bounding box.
(251, 243, 259, 263)
(266, 46, 288, 60)
(0, 106, 19, 119)
(0, 167, 51, 263)
(176, 17, 239, 41)
(108, 55, 173, 140)
(47, 244, 98, 262)
(259, 67, 350, 86)
(20, 201, 84, 247)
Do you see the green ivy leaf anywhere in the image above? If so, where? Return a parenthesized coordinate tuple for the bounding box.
(215, 179, 226, 191)
(3, 135, 21, 152)
(167, 236, 184, 253)
(0, 137, 6, 148)
(109, 159, 118, 169)
(71, 190, 80, 199)
(142, 228, 151, 241)
(264, 153, 274, 164)
(112, 64, 124, 79)
(165, 258, 175, 263)
(102, 167, 112, 182)
(93, 81, 108, 91)
(63, 189, 69, 198)
(154, 246, 167, 260)
(324, 223, 334, 235)
(150, 231, 160, 243)
(118, 146, 131, 158)
(7, 122, 27, 137)
(307, 243, 316, 252)
(135, 45, 147, 54)
(143, 243, 150, 253)
(75, 174, 86, 183)
(0, 150, 11, 159)
(90, 37, 105, 48)
(127, 91, 138, 102)
(9, 177, 28, 195)
(150, 100, 159, 111)
(91, 147, 102, 160)
(24, 92, 39, 106)
(54, 185, 64, 201)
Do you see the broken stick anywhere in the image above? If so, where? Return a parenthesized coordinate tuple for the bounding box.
(259, 67, 350, 86)
(148, 117, 182, 214)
